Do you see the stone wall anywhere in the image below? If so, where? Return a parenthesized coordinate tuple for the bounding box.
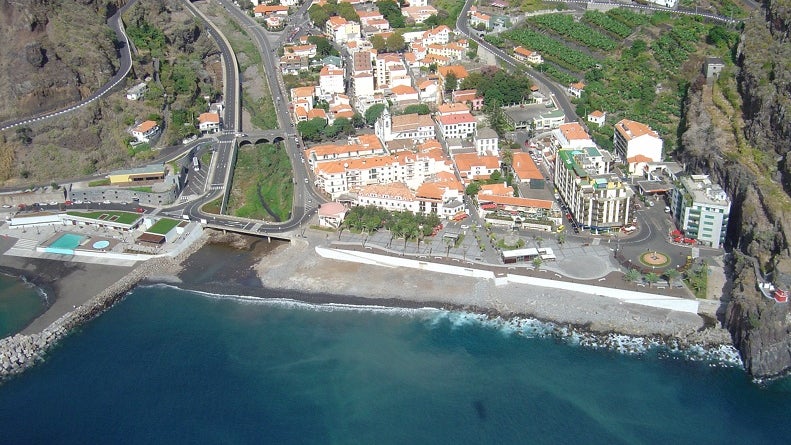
(0, 229, 209, 383)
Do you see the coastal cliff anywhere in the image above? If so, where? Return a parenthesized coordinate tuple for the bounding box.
(679, 0, 791, 379)
(0, 0, 121, 122)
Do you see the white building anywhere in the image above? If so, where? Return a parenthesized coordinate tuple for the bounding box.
(325, 16, 360, 43)
(554, 147, 632, 232)
(670, 174, 731, 248)
(513, 46, 543, 64)
(553, 122, 594, 149)
(587, 110, 606, 127)
(375, 108, 436, 143)
(613, 119, 664, 163)
(567, 82, 585, 98)
(474, 127, 499, 156)
(319, 65, 345, 96)
(130, 120, 159, 143)
(645, 0, 677, 7)
(355, 182, 418, 212)
(437, 112, 477, 139)
(314, 149, 453, 199)
(198, 112, 221, 133)
(126, 82, 147, 101)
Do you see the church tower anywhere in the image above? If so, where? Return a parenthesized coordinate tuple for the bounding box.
(375, 107, 392, 142)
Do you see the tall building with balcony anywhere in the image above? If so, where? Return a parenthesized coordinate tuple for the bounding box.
(670, 174, 731, 248)
(554, 147, 633, 232)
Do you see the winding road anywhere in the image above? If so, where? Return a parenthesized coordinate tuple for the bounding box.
(0, 0, 139, 132)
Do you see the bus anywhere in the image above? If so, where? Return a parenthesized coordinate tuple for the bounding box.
(192, 156, 200, 171)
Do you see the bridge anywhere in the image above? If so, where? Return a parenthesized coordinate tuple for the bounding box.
(236, 130, 291, 147)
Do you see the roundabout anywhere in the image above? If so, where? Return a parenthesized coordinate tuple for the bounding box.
(639, 251, 671, 268)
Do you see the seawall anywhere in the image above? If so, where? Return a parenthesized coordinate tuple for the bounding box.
(0, 226, 206, 383)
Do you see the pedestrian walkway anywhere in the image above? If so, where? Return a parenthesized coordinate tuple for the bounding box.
(11, 238, 38, 250)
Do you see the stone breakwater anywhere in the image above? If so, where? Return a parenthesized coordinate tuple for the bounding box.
(0, 233, 208, 383)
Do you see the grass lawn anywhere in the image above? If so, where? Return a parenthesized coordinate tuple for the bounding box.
(227, 142, 293, 221)
(66, 210, 142, 225)
(128, 186, 153, 193)
(88, 179, 111, 187)
(202, 196, 222, 214)
(147, 218, 181, 235)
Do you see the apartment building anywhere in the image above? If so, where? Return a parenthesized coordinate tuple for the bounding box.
(554, 147, 633, 232)
(670, 174, 731, 248)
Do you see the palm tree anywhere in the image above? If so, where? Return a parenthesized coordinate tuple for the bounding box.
(644, 272, 659, 288)
(445, 237, 454, 257)
(556, 232, 566, 246)
(624, 268, 642, 283)
(534, 235, 543, 248)
(663, 269, 681, 286)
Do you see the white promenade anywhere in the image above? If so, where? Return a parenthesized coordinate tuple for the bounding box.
(316, 246, 700, 315)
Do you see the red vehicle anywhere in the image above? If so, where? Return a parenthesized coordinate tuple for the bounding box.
(683, 237, 697, 245)
(64, 200, 73, 206)
(136, 207, 145, 213)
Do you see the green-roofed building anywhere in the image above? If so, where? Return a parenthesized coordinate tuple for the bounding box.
(64, 210, 144, 231)
(554, 147, 633, 233)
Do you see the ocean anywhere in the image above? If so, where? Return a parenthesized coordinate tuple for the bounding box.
(1, 285, 790, 444)
(0, 273, 47, 338)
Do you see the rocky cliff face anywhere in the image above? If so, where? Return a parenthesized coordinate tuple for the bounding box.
(0, 0, 120, 122)
(679, 0, 791, 379)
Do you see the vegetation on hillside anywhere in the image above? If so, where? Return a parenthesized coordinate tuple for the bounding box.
(125, 1, 221, 146)
(496, 8, 740, 154)
(203, 2, 278, 130)
(0, 0, 222, 185)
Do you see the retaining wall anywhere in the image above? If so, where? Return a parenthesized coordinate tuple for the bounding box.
(316, 246, 700, 314)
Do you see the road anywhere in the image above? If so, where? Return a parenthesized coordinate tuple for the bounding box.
(0, 0, 139, 132)
(212, 0, 326, 211)
(456, 0, 579, 123)
(159, 0, 325, 236)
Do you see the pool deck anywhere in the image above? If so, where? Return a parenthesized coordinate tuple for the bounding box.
(39, 231, 120, 253)
(0, 221, 203, 268)
(3, 227, 142, 267)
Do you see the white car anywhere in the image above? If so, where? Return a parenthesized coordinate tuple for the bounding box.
(74, 200, 83, 204)
(1, 204, 12, 208)
(103, 200, 111, 204)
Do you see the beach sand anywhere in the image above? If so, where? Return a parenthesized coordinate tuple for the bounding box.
(247, 235, 727, 341)
(0, 234, 135, 335)
(0, 227, 730, 346)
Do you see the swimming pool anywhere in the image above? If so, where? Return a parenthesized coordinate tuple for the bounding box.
(46, 233, 86, 255)
(92, 240, 110, 249)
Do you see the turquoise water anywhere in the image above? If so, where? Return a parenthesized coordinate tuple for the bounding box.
(46, 233, 85, 254)
(0, 274, 47, 338)
(0, 285, 790, 444)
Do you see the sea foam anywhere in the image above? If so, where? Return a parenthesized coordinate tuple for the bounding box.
(142, 283, 743, 369)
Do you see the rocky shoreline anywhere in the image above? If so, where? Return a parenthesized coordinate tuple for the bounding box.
(0, 230, 740, 383)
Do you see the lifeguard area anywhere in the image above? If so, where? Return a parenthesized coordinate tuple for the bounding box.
(0, 209, 202, 266)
